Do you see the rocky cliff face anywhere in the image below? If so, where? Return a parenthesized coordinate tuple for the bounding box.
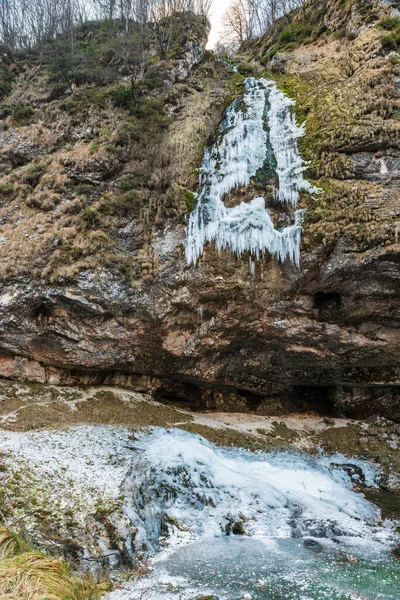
(0, 2, 399, 420)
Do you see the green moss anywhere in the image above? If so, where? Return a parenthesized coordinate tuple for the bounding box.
(363, 488, 400, 521)
(318, 424, 400, 489)
(180, 422, 298, 451)
(182, 188, 196, 212)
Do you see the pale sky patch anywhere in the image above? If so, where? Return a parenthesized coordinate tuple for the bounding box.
(207, 0, 232, 49)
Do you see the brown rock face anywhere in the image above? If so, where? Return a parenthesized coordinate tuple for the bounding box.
(0, 2, 399, 420)
(0, 228, 399, 420)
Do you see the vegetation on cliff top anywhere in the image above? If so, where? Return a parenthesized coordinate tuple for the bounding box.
(0, 0, 399, 287)
(0, 11, 240, 284)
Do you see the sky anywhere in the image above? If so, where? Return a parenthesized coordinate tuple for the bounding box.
(207, 0, 232, 48)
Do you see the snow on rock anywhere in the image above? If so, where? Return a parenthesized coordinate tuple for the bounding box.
(185, 77, 316, 266)
(105, 428, 398, 600)
(0, 426, 134, 523)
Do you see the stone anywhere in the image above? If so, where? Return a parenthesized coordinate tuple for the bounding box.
(386, 439, 399, 451)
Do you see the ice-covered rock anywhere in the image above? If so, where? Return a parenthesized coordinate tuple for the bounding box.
(185, 77, 316, 266)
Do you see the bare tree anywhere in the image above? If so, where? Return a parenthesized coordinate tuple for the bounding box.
(221, 0, 305, 49)
(221, 0, 251, 49)
(0, 0, 212, 50)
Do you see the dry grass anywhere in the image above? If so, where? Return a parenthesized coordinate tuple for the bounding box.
(239, 19, 400, 256)
(0, 53, 237, 285)
(0, 381, 192, 431)
(0, 527, 109, 600)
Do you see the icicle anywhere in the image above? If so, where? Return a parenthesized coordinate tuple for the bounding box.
(185, 77, 316, 267)
(266, 82, 317, 205)
(249, 256, 255, 276)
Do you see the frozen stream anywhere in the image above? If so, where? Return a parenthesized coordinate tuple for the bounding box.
(107, 428, 400, 600)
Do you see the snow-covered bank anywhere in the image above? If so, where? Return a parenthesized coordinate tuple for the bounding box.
(1, 425, 399, 599)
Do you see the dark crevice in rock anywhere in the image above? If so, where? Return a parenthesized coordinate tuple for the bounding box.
(154, 381, 203, 408)
(235, 388, 266, 410)
(313, 291, 342, 322)
(31, 302, 53, 319)
(284, 386, 340, 417)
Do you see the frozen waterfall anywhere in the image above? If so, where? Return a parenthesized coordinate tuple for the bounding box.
(106, 428, 399, 600)
(185, 77, 316, 267)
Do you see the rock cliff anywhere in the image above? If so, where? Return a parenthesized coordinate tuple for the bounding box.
(0, 1, 399, 420)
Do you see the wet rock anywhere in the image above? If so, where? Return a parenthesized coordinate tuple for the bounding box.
(379, 472, 400, 492)
(365, 414, 380, 424)
(392, 546, 400, 562)
(304, 539, 323, 552)
(349, 151, 400, 181)
(225, 514, 247, 536)
(231, 521, 246, 535)
(330, 463, 366, 485)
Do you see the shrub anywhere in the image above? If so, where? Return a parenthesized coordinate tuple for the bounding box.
(381, 35, 397, 51)
(49, 82, 68, 100)
(278, 27, 297, 45)
(0, 182, 15, 196)
(20, 162, 47, 187)
(111, 84, 134, 111)
(378, 17, 400, 31)
(119, 179, 136, 192)
(11, 104, 34, 125)
(81, 206, 101, 228)
(75, 183, 95, 196)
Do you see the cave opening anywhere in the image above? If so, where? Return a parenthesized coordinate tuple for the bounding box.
(236, 389, 265, 410)
(31, 302, 52, 319)
(154, 382, 203, 409)
(284, 385, 339, 416)
(313, 291, 342, 321)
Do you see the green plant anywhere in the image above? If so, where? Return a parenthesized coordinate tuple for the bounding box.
(75, 183, 95, 196)
(11, 104, 34, 125)
(81, 207, 101, 228)
(381, 35, 397, 51)
(378, 17, 400, 31)
(0, 182, 15, 196)
(20, 162, 47, 187)
(0, 528, 30, 559)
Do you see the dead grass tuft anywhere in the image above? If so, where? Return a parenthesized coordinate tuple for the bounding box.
(0, 527, 109, 600)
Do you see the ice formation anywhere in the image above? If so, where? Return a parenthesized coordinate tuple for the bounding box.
(185, 77, 315, 266)
(106, 428, 398, 600)
(1, 425, 398, 600)
(124, 428, 385, 549)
